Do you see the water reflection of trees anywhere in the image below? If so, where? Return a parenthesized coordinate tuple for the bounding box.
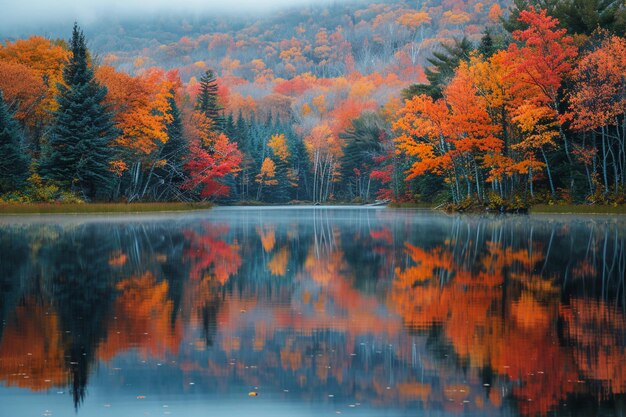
(0, 212, 624, 416)
(0, 222, 194, 407)
(390, 216, 626, 416)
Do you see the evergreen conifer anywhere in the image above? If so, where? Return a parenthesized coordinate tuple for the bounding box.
(41, 23, 118, 200)
(0, 90, 30, 193)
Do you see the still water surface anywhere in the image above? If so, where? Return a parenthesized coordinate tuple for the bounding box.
(0, 207, 625, 417)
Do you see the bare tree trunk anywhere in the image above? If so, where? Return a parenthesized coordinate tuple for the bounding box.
(602, 126, 609, 194)
(473, 160, 481, 200)
(541, 148, 556, 197)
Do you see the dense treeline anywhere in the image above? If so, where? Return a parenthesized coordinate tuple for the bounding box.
(0, 25, 240, 202)
(397, 1, 626, 208)
(0, 23, 394, 203)
(0, 0, 625, 205)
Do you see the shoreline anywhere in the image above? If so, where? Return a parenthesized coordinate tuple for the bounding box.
(0, 202, 213, 215)
(389, 202, 626, 215)
(1, 202, 624, 216)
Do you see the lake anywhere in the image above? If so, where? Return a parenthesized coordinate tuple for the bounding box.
(0, 207, 624, 417)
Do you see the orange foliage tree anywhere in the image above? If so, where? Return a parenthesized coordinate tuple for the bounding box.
(568, 35, 626, 195)
(394, 63, 500, 202)
(305, 124, 343, 202)
(255, 157, 278, 200)
(182, 132, 242, 199)
(0, 36, 69, 149)
(504, 7, 578, 195)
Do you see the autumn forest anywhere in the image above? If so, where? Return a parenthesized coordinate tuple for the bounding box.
(0, 0, 624, 208)
(2, 2, 626, 416)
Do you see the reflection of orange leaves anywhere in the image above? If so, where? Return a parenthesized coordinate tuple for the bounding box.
(511, 292, 549, 330)
(370, 228, 392, 244)
(253, 321, 269, 351)
(98, 272, 181, 361)
(268, 246, 289, 276)
(280, 339, 304, 371)
(389, 235, 561, 397)
(304, 246, 346, 286)
(561, 299, 626, 396)
(0, 299, 67, 390)
(108, 251, 127, 266)
(393, 243, 453, 289)
(220, 335, 241, 353)
(184, 224, 242, 284)
(489, 389, 502, 407)
(500, 339, 577, 417)
(397, 382, 431, 400)
(316, 359, 329, 382)
(484, 241, 536, 270)
(443, 384, 470, 402)
(256, 226, 276, 253)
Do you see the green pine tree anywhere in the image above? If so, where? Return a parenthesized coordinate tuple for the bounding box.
(224, 113, 236, 140)
(554, 0, 625, 35)
(478, 29, 497, 57)
(267, 154, 290, 203)
(196, 69, 225, 131)
(502, 0, 625, 35)
(40, 23, 118, 201)
(0, 90, 30, 193)
(156, 93, 189, 200)
(339, 114, 385, 201)
(402, 37, 474, 100)
(286, 132, 311, 201)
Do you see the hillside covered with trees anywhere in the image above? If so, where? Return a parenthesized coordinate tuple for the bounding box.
(0, 0, 625, 207)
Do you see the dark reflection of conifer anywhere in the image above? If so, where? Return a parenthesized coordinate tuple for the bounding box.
(0, 228, 31, 340)
(42, 225, 119, 409)
(200, 296, 221, 347)
(153, 230, 189, 329)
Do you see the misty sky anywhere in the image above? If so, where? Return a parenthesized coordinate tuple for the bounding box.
(0, 0, 331, 31)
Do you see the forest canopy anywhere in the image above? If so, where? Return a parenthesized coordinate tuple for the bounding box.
(0, 0, 625, 207)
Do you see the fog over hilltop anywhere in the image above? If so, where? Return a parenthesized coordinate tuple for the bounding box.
(0, 0, 340, 36)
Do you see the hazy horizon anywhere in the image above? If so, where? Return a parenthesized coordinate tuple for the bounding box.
(0, 0, 342, 36)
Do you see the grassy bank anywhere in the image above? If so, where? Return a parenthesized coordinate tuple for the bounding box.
(0, 202, 213, 215)
(387, 202, 438, 209)
(529, 204, 626, 215)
